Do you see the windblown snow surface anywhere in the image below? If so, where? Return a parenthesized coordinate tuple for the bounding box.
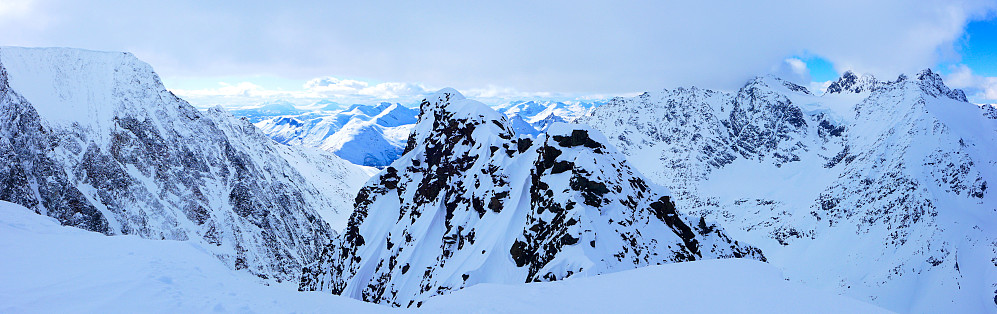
(0, 201, 885, 313)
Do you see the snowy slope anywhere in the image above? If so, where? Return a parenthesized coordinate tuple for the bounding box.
(0, 200, 881, 313)
(0, 201, 388, 313)
(507, 114, 540, 137)
(580, 70, 997, 312)
(254, 102, 417, 167)
(0, 46, 372, 282)
(420, 259, 888, 313)
(300, 88, 763, 307)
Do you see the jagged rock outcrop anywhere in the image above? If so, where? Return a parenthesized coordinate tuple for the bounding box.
(299, 88, 762, 307)
(825, 70, 880, 94)
(580, 70, 997, 312)
(0, 47, 372, 282)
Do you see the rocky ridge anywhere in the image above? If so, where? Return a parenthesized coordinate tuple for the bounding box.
(299, 88, 763, 306)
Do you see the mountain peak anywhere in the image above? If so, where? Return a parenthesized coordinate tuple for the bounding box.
(826, 70, 879, 94)
(429, 87, 466, 101)
(0, 46, 373, 282)
(0, 46, 157, 131)
(417, 88, 496, 121)
(303, 88, 763, 306)
(744, 75, 812, 95)
(912, 68, 967, 102)
(407, 88, 510, 155)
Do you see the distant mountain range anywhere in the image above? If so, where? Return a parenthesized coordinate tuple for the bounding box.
(254, 102, 418, 167)
(495, 100, 604, 134)
(229, 100, 307, 123)
(235, 99, 604, 167)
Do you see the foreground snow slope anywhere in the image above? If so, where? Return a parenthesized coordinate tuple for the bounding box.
(0, 46, 372, 281)
(0, 201, 883, 313)
(421, 259, 888, 314)
(0, 201, 388, 314)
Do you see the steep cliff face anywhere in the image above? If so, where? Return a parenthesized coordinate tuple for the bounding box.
(580, 71, 997, 312)
(0, 47, 372, 282)
(300, 88, 762, 307)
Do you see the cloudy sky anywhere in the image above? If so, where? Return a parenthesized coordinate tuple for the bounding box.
(2, 0, 996, 108)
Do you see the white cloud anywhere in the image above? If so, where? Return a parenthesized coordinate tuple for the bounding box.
(2, 0, 995, 94)
(0, 0, 34, 17)
(174, 82, 274, 98)
(170, 77, 620, 109)
(808, 81, 834, 96)
(304, 77, 369, 93)
(302, 76, 430, 99)
(464, 85, 553, 99)
(771, 58, 811, 86)
(944, 64, 997, 102)
(462, 85, 631, 105)
(786, 59, 808, 76)
(356, 82, 428, 99)
(171, 77, 434, 109)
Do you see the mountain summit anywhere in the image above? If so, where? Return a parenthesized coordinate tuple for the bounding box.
(299, 88, 763, 306)
(581, 71, 996, 312)
(0, 47, 372, 281)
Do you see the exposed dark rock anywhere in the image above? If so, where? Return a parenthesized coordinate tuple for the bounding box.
(301, 89, 764, 306)
(552, 130, 602, 149)
(0, 48, 357, 282)
(517, 138, 533, 153)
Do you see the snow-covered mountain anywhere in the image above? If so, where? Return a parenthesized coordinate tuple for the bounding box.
(507, 114, 540, 137)
(579, 70, 997, 312)
(299, 88, 763, 307)
(0, 200, 883, 313)
(255, 102, 418, 167)
(495, 100, 603, 132)
(0, 47, 374, 282)
(229, 100, 307, 123)
(248, 100, 601, 168)
(980, 103, 997, 119)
